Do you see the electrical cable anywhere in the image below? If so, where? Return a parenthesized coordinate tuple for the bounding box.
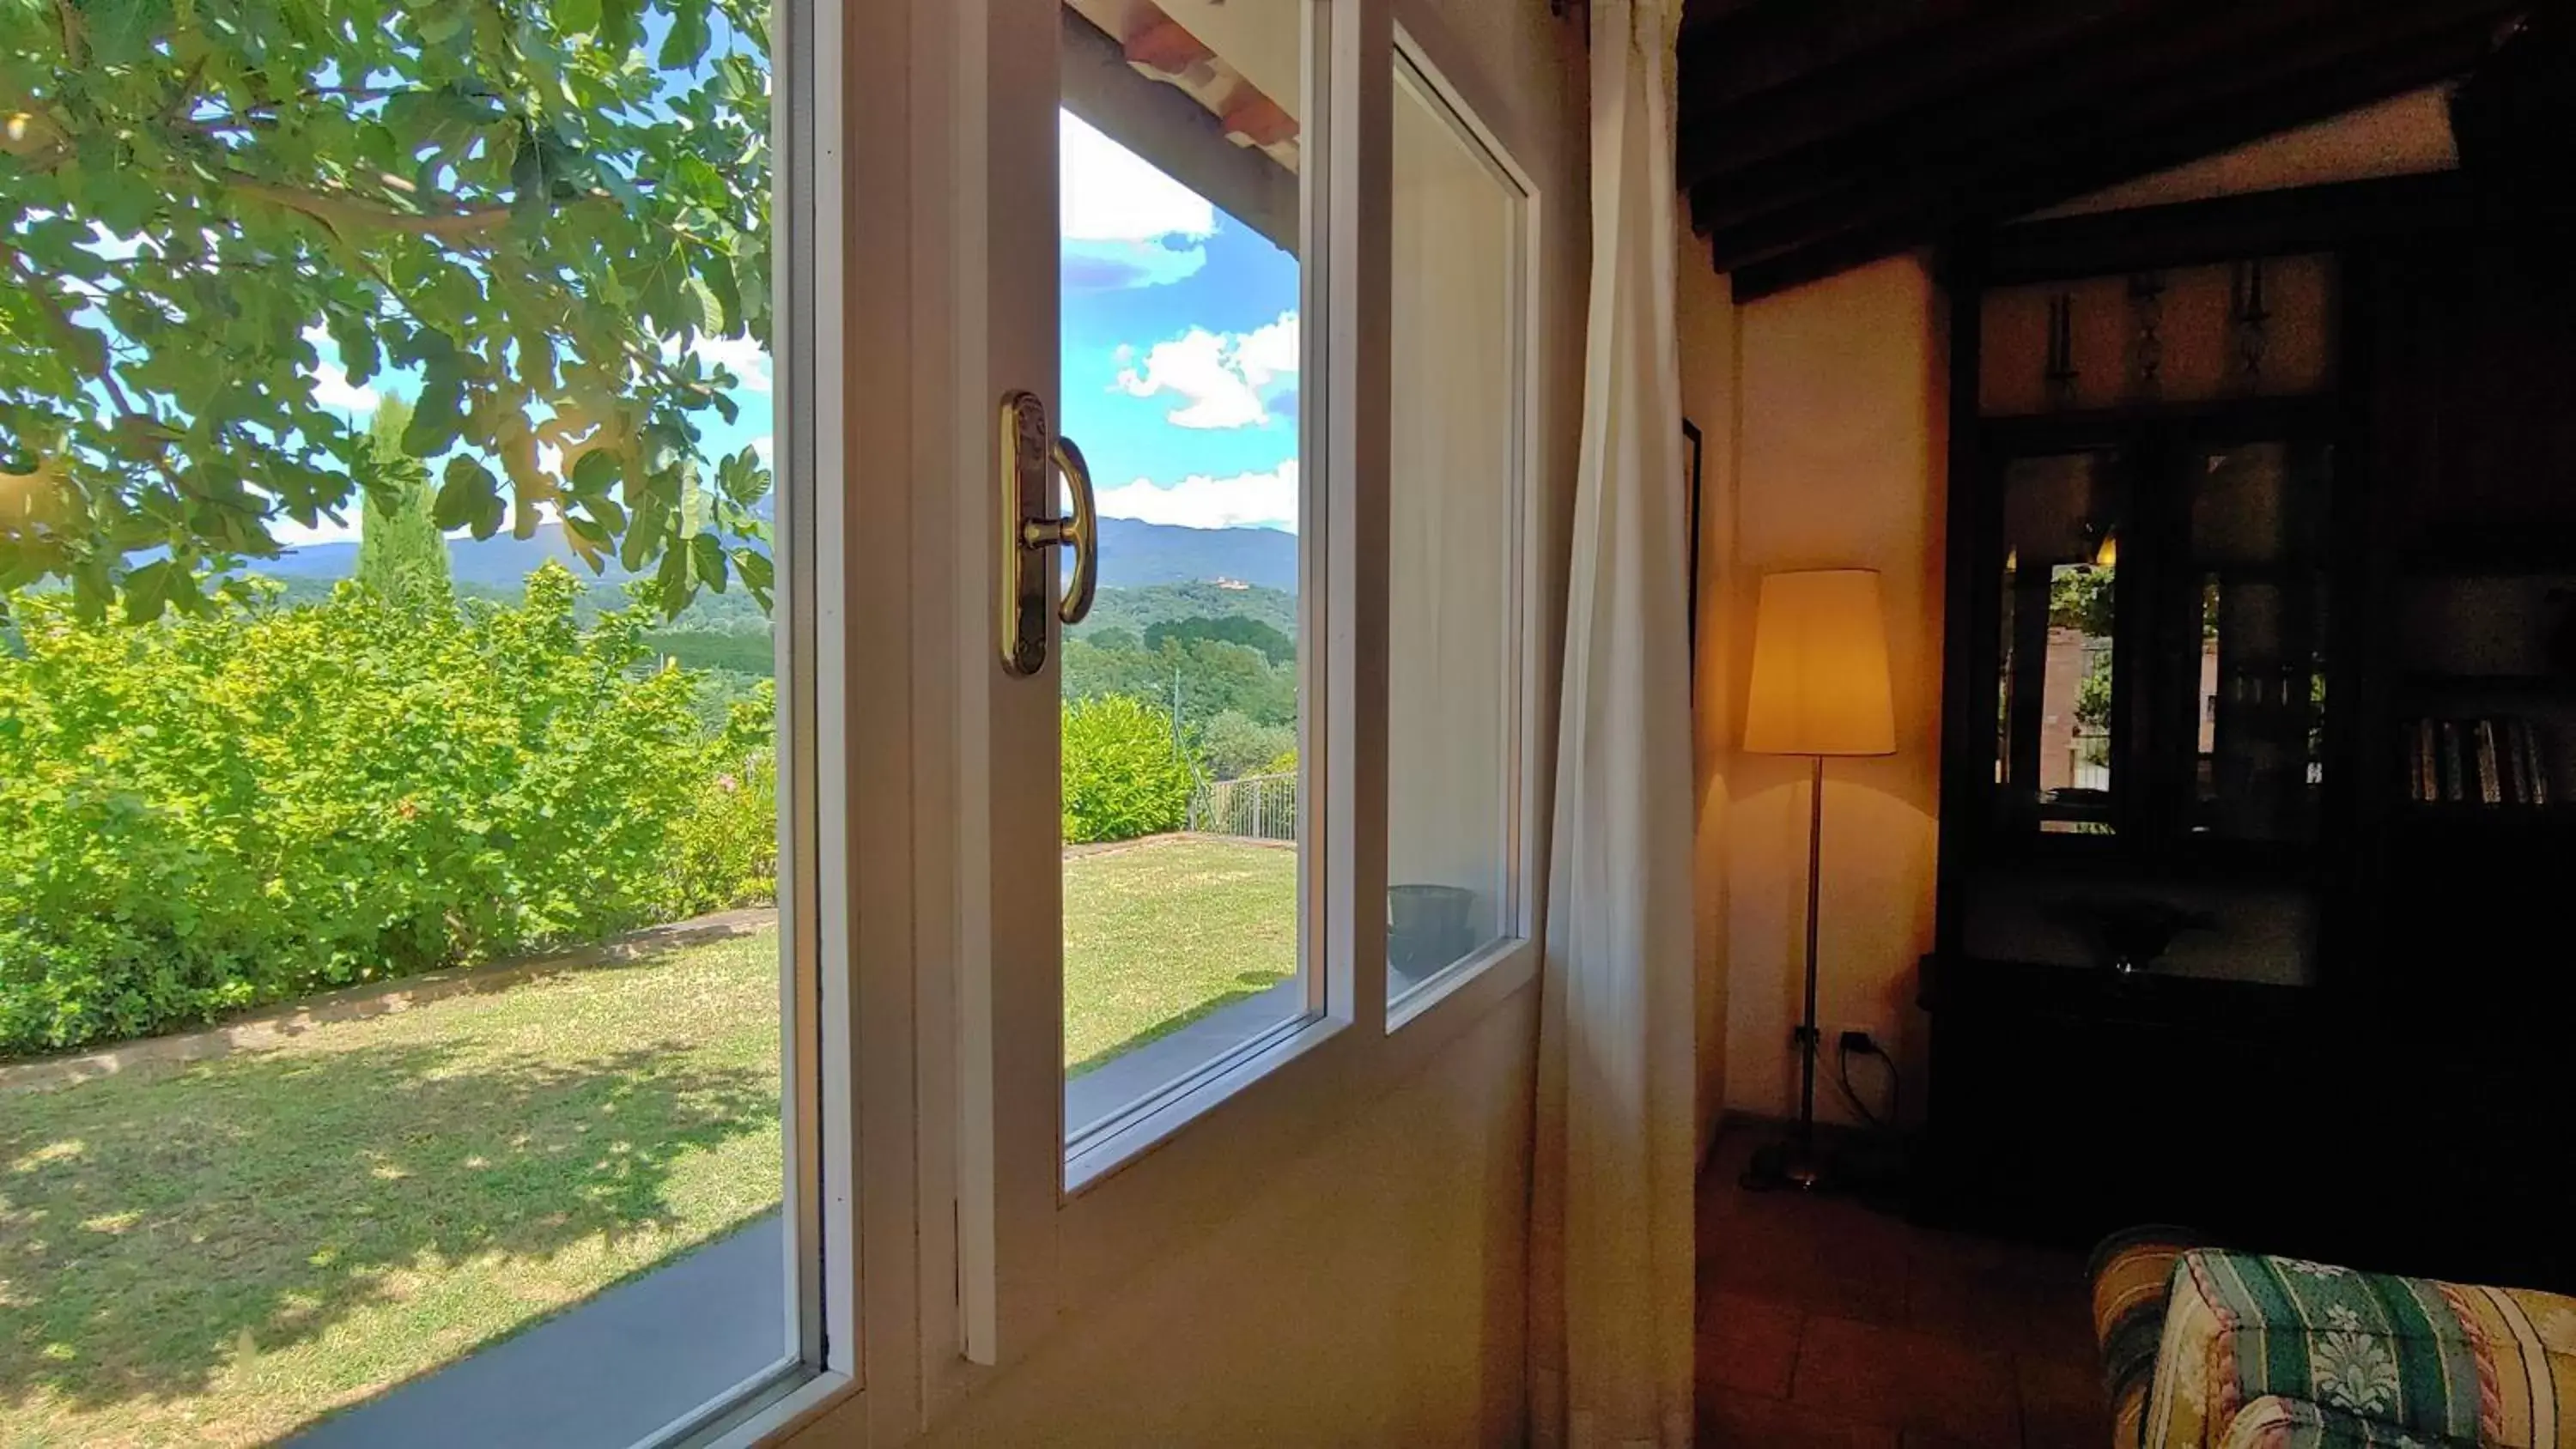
(1833, 1040, 1899, 1131)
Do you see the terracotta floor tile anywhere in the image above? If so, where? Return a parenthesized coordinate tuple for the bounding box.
(1707, 1196, 1909, 1324)
(2021, 1282, 2102, 1366)
(1700, 1385, 1899, 1449)
(1905, 1257, 2032, 1348)
(1697, 1129, 2098, 1449)
(1698, 1291, 1804, 1399)
(2015, 1353, 2112, 1449)
(1791, 1315, 2020, 1448)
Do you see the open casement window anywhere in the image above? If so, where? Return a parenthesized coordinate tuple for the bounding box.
(1384, 40, 1539, 1020)
(891, 0, 1546, 1386)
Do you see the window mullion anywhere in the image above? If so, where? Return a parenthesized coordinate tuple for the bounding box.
(1321, 0, 1395, 1032)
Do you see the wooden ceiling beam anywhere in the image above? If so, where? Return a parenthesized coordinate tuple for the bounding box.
(1674, 0, 1978, 118)
(1688, 0, 2348, 243)
(1723, 15, 2506, 299)
(1677, 0, 2139, 192)
(1696, 0, 2513, 275)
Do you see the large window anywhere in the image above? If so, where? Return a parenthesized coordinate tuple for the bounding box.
(1054, 0, 1315, 1149)
(1386, 46, 1531, 1008)
(0, 5, 825, 1445)
(3, 3, 1556, 1440)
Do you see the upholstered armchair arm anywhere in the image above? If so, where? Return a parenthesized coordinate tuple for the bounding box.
(2217, 1395, 2485, 1449)
(2144, 1249, 2576, 1449)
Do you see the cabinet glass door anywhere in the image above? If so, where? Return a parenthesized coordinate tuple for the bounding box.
(1995, 450, 2128, 836)
(2176, 440, 2332, 842)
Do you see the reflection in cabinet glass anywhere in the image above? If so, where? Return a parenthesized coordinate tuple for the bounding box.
(1986, 436, 2334, 851)
(1996, 452, 2125, 836)
(2179, 441, 2331, 843)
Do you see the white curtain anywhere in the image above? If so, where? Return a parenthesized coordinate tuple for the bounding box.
(1528, 2, 1695, 1446)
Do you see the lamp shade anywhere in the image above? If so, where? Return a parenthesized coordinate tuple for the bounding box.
(1742, 568, 1897, 757)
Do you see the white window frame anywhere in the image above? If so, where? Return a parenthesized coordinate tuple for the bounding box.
(726, 3, 1556, 1440)
(1382, 25, 1546, 1031)
(697, 3, 931, 1444)
(930, 0, 1560, 1390)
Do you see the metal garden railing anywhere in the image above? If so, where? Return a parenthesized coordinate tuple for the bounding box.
(1188, 771, 1298, 843)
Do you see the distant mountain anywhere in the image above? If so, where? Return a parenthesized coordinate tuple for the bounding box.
(257, 528, 615, 591)
(1093, 517, 1297, 591)
(257, 514, 1299, 594)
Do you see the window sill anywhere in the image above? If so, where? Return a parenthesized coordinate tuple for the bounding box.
(288, 1216, 794, 1449)
(1064, 979, 1307, 1144)
(1388, 935, 1532, 1034)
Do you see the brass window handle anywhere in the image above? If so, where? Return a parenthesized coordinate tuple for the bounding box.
(997, 391, 1098, 676)
(1029, 434, 1097, 627)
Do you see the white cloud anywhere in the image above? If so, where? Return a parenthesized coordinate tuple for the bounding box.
(1097, 460, 1297, 532)
(1233, 312, 1297, 379)
(1114, 312, 1297, 429)
(1060, 112, 1215, 243)
(309, 363, 379, 414)
(301, 324, 380, 415)
(270, 514, 361, 549)
(654, 330, 774, 392)
(750, 435, 775, 467)
(689, 333, 773, 392)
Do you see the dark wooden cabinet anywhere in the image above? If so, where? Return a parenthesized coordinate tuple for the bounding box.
(1923, 180, 2576, 1291)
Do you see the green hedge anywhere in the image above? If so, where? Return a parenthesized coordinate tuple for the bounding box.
(0, 565, 776, 1057)
(1060, 694, 1195, 845)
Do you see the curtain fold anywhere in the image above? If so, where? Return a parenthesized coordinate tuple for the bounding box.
(1528, 2, 1695, 1446)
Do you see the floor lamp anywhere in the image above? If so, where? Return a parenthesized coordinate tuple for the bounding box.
(1739, 569, 1896, 1192)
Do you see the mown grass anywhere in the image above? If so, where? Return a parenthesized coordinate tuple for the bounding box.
(1063, 837, 1297, 1075)
(1, 836, 1293, 1447)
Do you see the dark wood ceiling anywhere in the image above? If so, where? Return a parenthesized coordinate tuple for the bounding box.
(1678, 0, 2537, 299)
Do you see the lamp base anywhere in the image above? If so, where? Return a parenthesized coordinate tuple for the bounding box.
(1739, 1137, 1828, 1193)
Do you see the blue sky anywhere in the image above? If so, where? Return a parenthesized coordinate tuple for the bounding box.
(1058, 112, 1300, 531)
(288, 109, 1298, 546)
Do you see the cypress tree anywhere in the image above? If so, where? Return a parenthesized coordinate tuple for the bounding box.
(355, 397, 452, 611)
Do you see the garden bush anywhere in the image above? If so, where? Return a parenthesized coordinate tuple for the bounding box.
(0, 565, 775, 1056)
(665, 682, 782, 918)
(1060, 695, 1195, 845)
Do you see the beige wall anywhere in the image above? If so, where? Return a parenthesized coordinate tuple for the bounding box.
(1683, 253, 1949, 1129)
(913, 1000, 1538, 1446)
(872, 7, 1586, 1445)
(1676, 221, 1737, 1152)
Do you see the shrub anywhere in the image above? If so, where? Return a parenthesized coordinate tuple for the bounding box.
(0, 565, 775, 1056)
(1195, 710, 1298, 782)
(1060, 695, 1195, 845)
(666, 683, 782, 917)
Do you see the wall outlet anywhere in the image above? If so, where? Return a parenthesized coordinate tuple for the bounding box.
(1835, 1023, 1883, 1057)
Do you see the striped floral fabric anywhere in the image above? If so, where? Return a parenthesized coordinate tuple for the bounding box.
(2218, 1396, 2482, 1449)
(2143, 1249, 2576, 1449)
(2093, 1229, 2210, 1447)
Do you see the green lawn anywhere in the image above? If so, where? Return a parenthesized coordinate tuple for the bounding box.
(1064, 837, 1297, 1075)
(0, 836, 1292, 1448)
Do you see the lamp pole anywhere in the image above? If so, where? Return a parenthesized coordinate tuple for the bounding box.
(1791, 752, 1825, 1187)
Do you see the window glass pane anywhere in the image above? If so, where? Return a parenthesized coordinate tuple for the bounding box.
(1996, 452, 2123, 835)
(1057, 0, 1310, 1143)
(1386, 58, 1524, 999)
(2185, 440, 2331, 840)
(0, 7, 799, 1444)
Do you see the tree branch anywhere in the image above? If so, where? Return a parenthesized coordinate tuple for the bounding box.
(53, 0, 82, 68)
(160, 56, 210, 130)
(224, 176, 519, 239)
(0, 239, 140, 421)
